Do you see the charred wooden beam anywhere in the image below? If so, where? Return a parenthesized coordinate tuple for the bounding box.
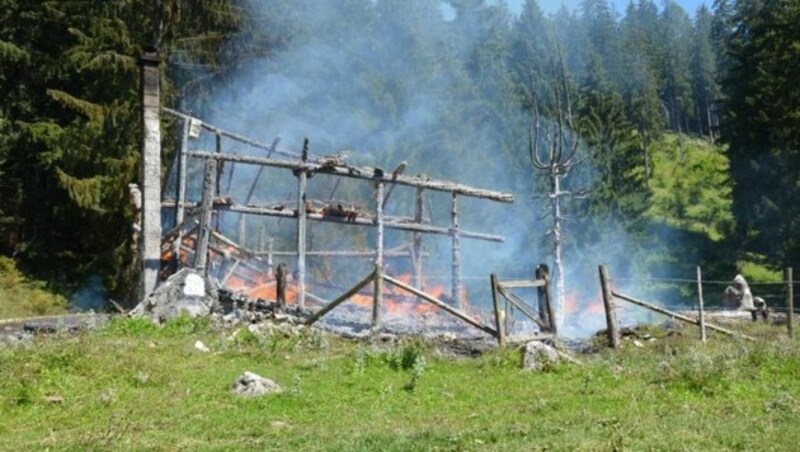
(413, 188, 424, 290)
(194, 160, 217, 274)
(162, 108, 299, 159)
(175, 117, 190, 229)
(373, 182, 385, 331)
(451, 193, 462, 309)
(184, 150, 514, 203)
(296, 138, 309, 308)
(276, 263, 287, 311)
(490, 274, 506, 346)
(305, 270, 377, 326)
(217, 204, 505, 242)
(612, 291, 756, 341)
(599, 265, 620, 349)
(254, 249, 426, 258)
(497, 286, 548, 331)
(383, 274, 497, 337)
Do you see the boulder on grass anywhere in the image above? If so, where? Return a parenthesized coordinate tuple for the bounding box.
(231, 371, 282, 397)
(521, 341, 578, 372)
(130, 268, 221, 324)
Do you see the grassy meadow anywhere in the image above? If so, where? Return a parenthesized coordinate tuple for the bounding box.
(1, 317, 799, 451)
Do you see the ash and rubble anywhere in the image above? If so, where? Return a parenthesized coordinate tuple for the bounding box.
(129, 268, 501, 352)
(0, 314, 110, 346)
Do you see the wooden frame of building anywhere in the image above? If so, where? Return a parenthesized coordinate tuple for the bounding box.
(157, 108, 514, 336)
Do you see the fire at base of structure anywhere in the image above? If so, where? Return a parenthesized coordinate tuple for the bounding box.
(150, 108, 514, 334)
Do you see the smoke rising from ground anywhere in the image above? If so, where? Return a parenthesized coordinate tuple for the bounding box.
(179, 0, 674, 337)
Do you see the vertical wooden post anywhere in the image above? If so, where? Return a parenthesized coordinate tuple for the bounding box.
(175, 118, 189, 227)
(599, 264, 620, 349)
(490, 274, 506, 346)
(451, 193, 462, 309)
(296, 139, 309, 308)
(267, 238, 274, 277)
(412, 187, 424, 290)
(372, 182, 385, 331)
(214, 132, 223, 231)
(697, 266, 707, 342)
(172, 118, 190, 271)
(276, 263, 287, 311)
(139, 51, 162, 299)
(536, 264, 558, 336)
(194, 160, 217, 274)
(238, 215, 247, 248)
(257, 224, 265, 252)
(787, 267, 794, 339)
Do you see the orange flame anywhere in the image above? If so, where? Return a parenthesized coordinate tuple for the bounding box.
(161, 234, 467, 316)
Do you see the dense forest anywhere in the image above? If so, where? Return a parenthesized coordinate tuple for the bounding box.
(0, 0, 797, 308)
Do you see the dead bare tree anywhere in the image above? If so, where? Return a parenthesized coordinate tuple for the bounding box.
(525, 45, 589, 331)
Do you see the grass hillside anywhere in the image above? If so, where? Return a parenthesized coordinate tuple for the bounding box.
(0, 257, 67, 319)
(2, 317, 799, 450)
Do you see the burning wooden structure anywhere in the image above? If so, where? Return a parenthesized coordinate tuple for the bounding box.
(155, 108, 515, 336)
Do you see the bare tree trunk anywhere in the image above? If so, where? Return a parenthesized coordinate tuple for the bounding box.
(551, 172, 565, 331)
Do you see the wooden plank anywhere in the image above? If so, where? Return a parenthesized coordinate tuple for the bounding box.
(276, 263, 287, 311)
(611, 291, 756, 341)
(237, 137, 281, 242)
(412, 188, 424, 289)
(451, 194, 462, 310)
(497, 286, 549, 330)
(490, 274, 506, 346)
(258, 249, 422, 258)
(194, 160, 217, 274)
(787, 267, 794, 339)
(221, 259, 241, 286)
(296, 140, 309, 308)
(599, 265, 620, 349)
(305, 271, 377, 326)
(184, 150, 514, 202)
(697, 266, 706, 342)
(383, 274, 497, 337)
(218, 204, 505, 242)
(162, 108, 299, 159)
(498, 279, 547, 289)
(537, 264, 557, 336)
(175, 118, 189, 228)
(372, 182, 384, 331)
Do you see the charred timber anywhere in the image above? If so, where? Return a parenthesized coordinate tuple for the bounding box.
(218, 204, 505, 242)
(184, 150, 514, 203)
(258, 249, 429, 258)
(162, 108, 300, 160)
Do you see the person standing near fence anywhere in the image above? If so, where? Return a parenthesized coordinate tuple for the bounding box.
(723, 274, 768, 321)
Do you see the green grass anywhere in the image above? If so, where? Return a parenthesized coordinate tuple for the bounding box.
(0, 256, 67, 319)
(2, 318, 800, 450)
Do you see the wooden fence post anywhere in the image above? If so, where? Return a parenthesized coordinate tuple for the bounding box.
(599, 264, 620, 349)
(536, 264, 557, 335)
(276, 263, 287, 311)
(787, 267, 794, 339)
(372, 182, 385, 331)
(194, 160, 217, 275)
(412, 188, 424, 290)
(490, 273, 505, 346)
(296, 138, 309, 308)
(697, 266, 707, 342)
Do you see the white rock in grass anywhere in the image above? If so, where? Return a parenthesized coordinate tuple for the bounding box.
(231, 371, 282, 397)
(521, 341, 578, 372)
(194, 340, 210, 353)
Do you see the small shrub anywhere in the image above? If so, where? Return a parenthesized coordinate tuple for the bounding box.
(103, 317, 158, 337)
(162, 314, 212, 336)
(655, 344, 738, 395)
